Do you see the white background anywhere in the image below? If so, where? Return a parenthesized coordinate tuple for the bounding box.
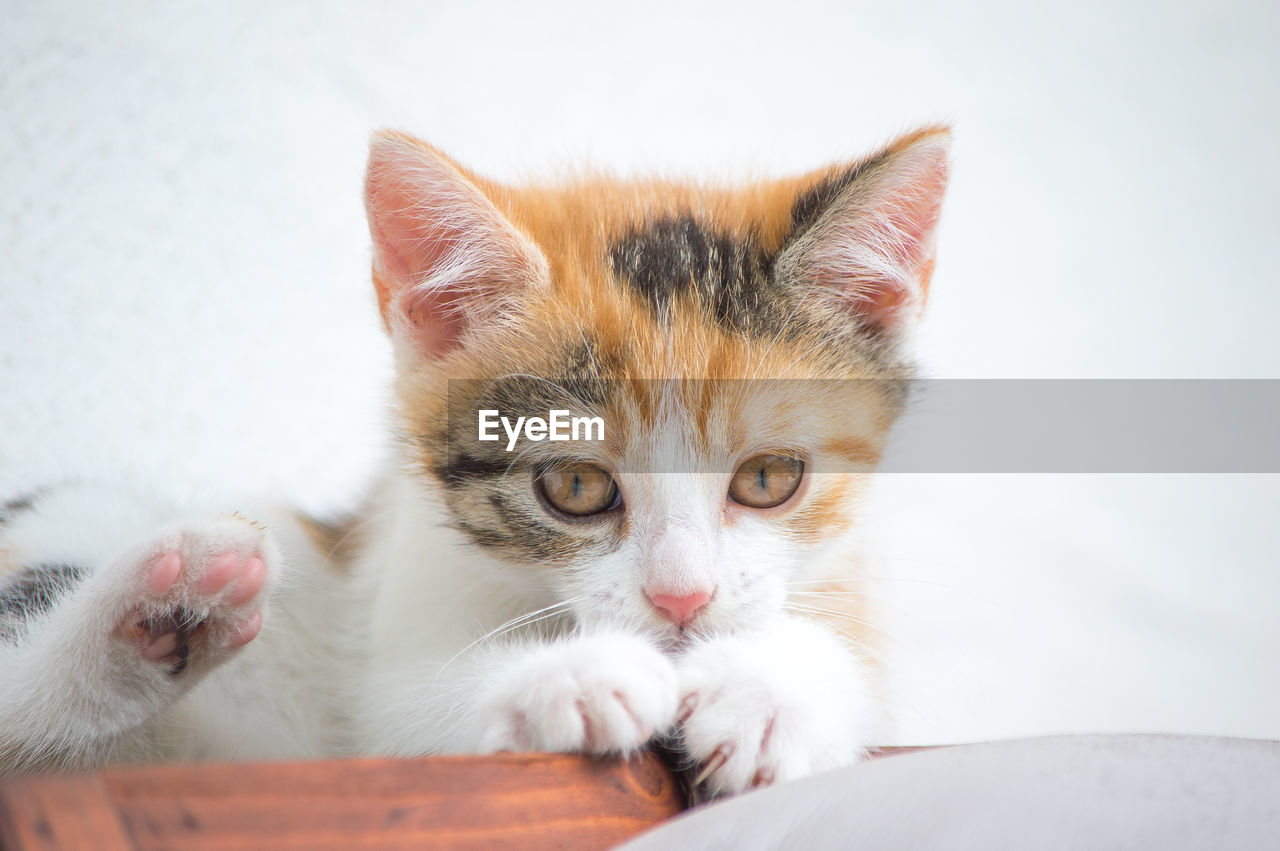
(1, 0, 1277, 745)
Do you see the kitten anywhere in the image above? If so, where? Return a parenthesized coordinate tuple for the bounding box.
(0, 126, 949, 797)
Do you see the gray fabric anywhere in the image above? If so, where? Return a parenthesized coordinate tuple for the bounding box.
(621, 735, 1280, 849)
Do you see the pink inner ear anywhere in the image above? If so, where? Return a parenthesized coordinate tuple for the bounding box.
(364, 134, 544, 358)
(400, 287, 470, 359)
(886, 189, 943, 274)
(366, 170, 469, 355)
(863, 278, 911, 321)
(795, 132, 950, 336)
(367, 175, 452, 296)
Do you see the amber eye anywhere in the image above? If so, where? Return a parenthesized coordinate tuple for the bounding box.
(728, 454, 804, 509)
(538, 463, 619, 517)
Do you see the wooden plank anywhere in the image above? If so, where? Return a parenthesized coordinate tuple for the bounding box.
(867, 745, 938, 759)
(1, 748, 943, 849)
(101, 752, 682, 850)
(0, 773, 134, 851)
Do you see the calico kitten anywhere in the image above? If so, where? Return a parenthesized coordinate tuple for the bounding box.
(0, 126, 949, 797)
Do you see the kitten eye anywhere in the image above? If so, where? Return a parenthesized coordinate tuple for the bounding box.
(538, 463, 619, 517)
(728, 454, 804, 509)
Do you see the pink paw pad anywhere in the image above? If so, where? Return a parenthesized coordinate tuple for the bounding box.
(126, 610, 198, 674)
(124, 536, 271, 675)
(147, 553, 183, 594)
(227, 557, 266, 606)
(140, 630, 182, 661)
(197, 551, 242, 595)
(229, 610, 264, 648)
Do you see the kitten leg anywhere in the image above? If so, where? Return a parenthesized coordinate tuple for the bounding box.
(368, 629, 680, 758)
(470, 632, 680, 755)
(0, 498, 278, 772)
(675, 617, 879, 799)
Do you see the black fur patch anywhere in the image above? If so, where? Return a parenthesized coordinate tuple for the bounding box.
(0, 563, 87, 641)
(447, 486, 617, 564)
(789, 166, 859, 242)
(609, 215, 786, 333)
(438, 452, 512, 489)
(787, 149, 889, 241)
(137, 608, 198, 675)
(483, 491, 576, 560)
(0, 493, 38, 527)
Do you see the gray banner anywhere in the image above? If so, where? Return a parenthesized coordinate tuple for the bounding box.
(445, 379, 1280, 474)
(882, 380, 1280, 473)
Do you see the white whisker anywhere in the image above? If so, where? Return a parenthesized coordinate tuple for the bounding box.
(432, 597, 585, 685)
(782, 606, 894, 667)
(785, 575, 955, 589)
(783, 602, 889, 635)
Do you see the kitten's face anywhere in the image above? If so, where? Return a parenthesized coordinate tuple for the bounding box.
(365, 129, 948, 644)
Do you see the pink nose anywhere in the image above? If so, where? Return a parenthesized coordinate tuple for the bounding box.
(647, 590, 713, 626)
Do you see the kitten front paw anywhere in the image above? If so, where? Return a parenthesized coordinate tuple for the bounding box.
(476, 633, 678, 755)
(676, 621, 877, 798)
(111, 515, 277, 677)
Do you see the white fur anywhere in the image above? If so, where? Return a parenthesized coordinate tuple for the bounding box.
(0, 406, 884, 799)
(341, 403, 882, 791)
(0, 483, 346, 771)
(472, 631, 678, 754)
(677, 617, 880, 797)
(0, 135, 924, 785)
(346, 474, 684, 758)
(0, 455, 880, 798)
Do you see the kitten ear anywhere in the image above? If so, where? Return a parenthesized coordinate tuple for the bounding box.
(777, 126, 950, 340)
(365, 131, 549, 358)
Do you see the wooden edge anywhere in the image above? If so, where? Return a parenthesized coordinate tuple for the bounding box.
(0, 748, 939, 850)
(866, 745, 940, 759)
(101, 750, 677, 798)
(0, 751, 682, 850)
(0, 773, 134, 851)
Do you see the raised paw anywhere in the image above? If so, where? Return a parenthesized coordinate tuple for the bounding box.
(477, 632, 679, 755)
(113, 516, 276, 677)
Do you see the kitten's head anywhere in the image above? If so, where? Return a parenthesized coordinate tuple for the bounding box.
(364, 129, 949, 646)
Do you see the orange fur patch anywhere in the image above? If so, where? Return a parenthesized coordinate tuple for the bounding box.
(0, 542, 19, 579)
(821, 436, 883, 470)
(295, 511, 365, 572)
